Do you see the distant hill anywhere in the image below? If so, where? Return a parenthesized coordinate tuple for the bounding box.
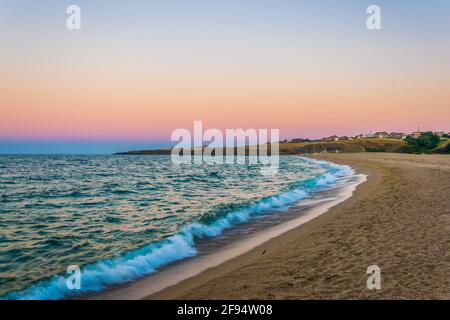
(115, 139, 408, 155)
(115, 148, 172, 155)
(115, 145, 278, 156)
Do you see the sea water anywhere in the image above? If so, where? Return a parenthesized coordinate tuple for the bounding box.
(0, 155, 354, 299)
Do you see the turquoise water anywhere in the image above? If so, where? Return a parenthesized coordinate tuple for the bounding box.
(0, 155, 353, 299)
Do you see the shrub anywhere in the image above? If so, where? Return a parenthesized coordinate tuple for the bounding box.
(398, 144, 422, 154)
(417, 132, 440, 150)
(403, 132, 440, 153)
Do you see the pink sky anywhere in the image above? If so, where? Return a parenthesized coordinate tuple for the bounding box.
(1, 1, 449, 143)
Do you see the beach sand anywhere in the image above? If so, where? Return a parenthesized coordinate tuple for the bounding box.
(148, 153, 450, 300)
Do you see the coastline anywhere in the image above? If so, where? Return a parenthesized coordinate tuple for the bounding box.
(148, 153, 450, 299)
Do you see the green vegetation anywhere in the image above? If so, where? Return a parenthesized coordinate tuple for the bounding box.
(432, 141, 450, 154)
(410, 132, 440, 149)
(400, 132, 441, 154)
(280, 134, 449, 155)
(279, 138, 406, 154)
(397, 144, 422, 154)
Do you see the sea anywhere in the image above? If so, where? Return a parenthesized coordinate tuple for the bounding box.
(0, 155, 360, 299)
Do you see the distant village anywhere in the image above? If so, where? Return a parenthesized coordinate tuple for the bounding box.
(285, 130, 449, 143)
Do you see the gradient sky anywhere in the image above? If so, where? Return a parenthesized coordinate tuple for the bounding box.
(1, 0, 449, 153)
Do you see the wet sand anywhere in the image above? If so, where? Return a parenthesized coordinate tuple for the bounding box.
(148, 153, 450, 299)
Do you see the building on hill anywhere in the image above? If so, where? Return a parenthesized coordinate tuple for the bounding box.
(364, 132, 377, 138)
(389, 132, 406, 139)
(412, 131, 423, 138)
(323, 135, 339, 142)
(374, 132, 389, 139)
(434, 131, 447, 137)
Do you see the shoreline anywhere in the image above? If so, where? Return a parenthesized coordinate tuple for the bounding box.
(148, 153, 450, 299)
(145, 155, 372, 300)
(87, 157, 363, 300)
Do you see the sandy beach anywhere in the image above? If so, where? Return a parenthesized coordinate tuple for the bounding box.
(148, 153, 450, 300)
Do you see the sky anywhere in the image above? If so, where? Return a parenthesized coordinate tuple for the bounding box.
(1, 0, 449, 154)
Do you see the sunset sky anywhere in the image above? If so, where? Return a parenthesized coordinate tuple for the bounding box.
(1, 0, 449, 153)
